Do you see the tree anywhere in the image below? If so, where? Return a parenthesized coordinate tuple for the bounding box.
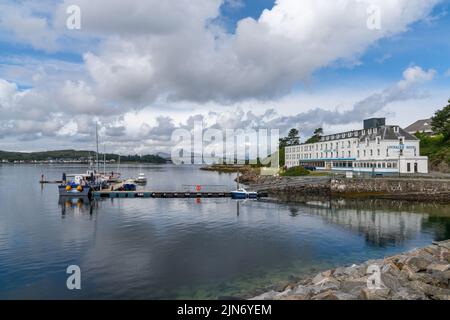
(305, 127, 323, 144)
(286, 128, 300, 146)
(431, 99, 450, 142)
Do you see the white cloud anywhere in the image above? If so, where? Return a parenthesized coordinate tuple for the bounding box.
(0, 0, 445, 152)
(0, 2, 58, 51)
(72, 0, 439, 104)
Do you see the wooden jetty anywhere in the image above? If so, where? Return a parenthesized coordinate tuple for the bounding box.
(40, 180, 63, 184)
(93, 190, 269, 199)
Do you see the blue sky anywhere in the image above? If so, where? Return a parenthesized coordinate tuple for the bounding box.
(0, 0, 449, 152)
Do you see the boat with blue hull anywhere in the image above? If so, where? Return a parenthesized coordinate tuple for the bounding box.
(230, 188, 259, 199)
(58, 171, 104, 198)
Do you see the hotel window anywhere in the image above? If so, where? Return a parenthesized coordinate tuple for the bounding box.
(357, 150, 360, 157)
(386, 149, 389, 157)
(366, 138, 369, 146)
(348, 151, 351, 158)
(377, 149, 380, 156)
(363, 150, 366, 157)
(348, 141, 351, 148)
(370, 150, 373, 156)
(376, 137, 381, 144)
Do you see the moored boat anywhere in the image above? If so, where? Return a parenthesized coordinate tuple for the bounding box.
(134, 173, 147, 184)
(58, 171, 104, 198)
(230, 188, 258, 199)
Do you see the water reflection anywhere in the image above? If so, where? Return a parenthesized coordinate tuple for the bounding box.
(59, 197, 96, 216)
(2, 164, 450, 299)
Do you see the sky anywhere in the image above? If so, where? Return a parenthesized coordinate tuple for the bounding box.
(0, 0, 449, 154)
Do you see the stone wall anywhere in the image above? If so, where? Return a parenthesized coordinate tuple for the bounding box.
(330, 177, 450, 201)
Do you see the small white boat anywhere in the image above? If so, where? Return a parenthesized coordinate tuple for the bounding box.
(231, 188, 258, 199)
(135, 173, 147, 184)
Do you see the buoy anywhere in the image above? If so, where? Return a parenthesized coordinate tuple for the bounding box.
(76, 186, 83, 192)
(66, 185, 72, 191)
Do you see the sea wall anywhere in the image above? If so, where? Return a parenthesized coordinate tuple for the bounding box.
(330, 177, 450, 201)
(248, 175, 450, 202)
(251, 240, 450, 300)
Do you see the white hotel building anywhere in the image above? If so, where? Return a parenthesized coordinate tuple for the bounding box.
(285, 118, 428, 174)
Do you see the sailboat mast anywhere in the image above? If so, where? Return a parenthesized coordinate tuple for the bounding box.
(103, 145, 106, 174)
(96, 122, 100, 173)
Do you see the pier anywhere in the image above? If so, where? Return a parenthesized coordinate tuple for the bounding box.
(93, 190, 269, 199)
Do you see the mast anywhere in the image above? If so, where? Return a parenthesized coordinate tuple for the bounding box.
(95, 122, 99, 173)
(103, 145, 106, 174)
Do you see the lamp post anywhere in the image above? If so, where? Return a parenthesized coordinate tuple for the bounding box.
(398, 141, 404, 177)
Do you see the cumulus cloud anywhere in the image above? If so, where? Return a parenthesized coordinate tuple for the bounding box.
(0, 2, 58, 51)
(0, 0, 443, 152)
(76, 0, 440, 104)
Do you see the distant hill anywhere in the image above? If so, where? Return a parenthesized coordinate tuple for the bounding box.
(0, 149, 168, 164)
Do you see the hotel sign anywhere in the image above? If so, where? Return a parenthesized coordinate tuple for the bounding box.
(387, 145, 414, 150)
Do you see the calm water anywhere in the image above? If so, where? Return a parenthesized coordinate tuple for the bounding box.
(0, 164, 449, 299)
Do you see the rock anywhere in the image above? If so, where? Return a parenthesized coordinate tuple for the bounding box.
(274, 288, 294, 300)
(427, 263, 450, 273)
(249, 240, 450, 301)
(405, 256, 433, 272)
(283, 295, 310, 300)
(249, 291, 277, 300)
(311, 290, 339, 300)
(293, 285, 313, 297)
(359, 288, 391, 300)
(334, 292, 358, 300)
(434, 240, 450, 251)
(311, 273, 326, 285)
(340, 278, 367, 295)
(311, 281, 340, 295)
(409, 281, 450, 300)
(381, 273, 401, 292)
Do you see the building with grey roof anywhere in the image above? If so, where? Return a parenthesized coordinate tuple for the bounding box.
(404, 119, 434, 135)
(285, 118, 428, 174)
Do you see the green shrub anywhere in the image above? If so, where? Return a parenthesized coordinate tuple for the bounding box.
(280, 166, 310, 176)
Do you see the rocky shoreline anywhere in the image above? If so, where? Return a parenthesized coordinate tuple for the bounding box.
(250, 240, 450, 300)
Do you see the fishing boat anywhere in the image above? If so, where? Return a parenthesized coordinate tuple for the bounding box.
(118, 180, 137, 191)
(58, 123, 108, 198)
(58, 171, 103, 197)
(230, 188, 258, 199)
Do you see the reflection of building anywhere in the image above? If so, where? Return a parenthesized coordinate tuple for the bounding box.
(285, 118, 428, 174)
(302, 200, 427, 247)
(405, 119, 434, 136)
